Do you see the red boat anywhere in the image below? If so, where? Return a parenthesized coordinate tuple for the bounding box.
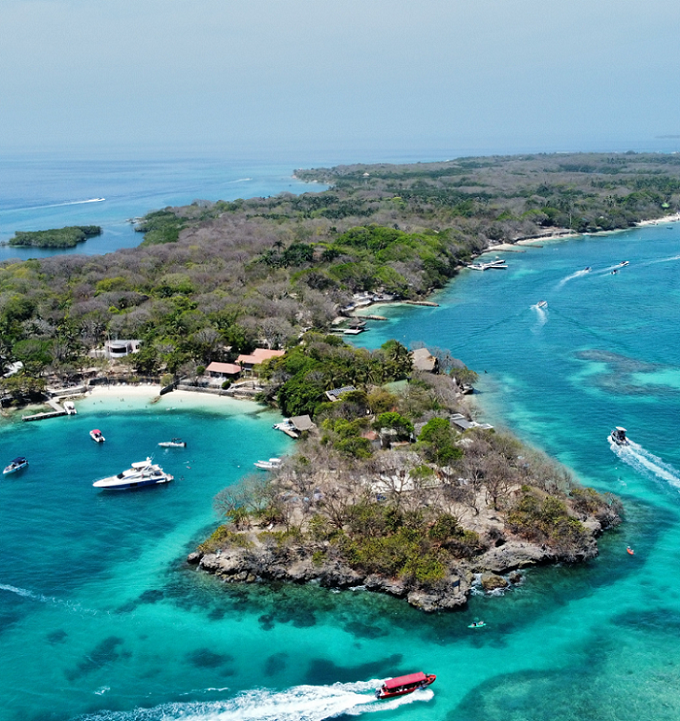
(375, 672, 436, 699)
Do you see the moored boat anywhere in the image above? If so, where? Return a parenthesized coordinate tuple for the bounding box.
(63, 401, 77, 415)
(254, 457, 282, 470)
(90, 429, 105, 443)
(375, 672, 436, 700)
(3, 456, 28, 475)
(158, 438, 186, 448)
(610, 427, 629, 446)
(93, 458, 173, 490)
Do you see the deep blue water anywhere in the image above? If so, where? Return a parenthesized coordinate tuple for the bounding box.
(2, 154, 680, 720)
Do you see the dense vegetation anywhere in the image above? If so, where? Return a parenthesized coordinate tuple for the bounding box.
(8, 225, 101, 248)
(1, 152, 678, 402)
(202, 351, 621, 594)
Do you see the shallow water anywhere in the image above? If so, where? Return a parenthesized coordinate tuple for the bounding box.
(3, 186, 680, 719)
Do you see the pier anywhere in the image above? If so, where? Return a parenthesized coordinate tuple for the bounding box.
(22, 398, 71, 422)
(403, 300, 439, 307)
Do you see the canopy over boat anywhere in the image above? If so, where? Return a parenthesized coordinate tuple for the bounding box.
(383, 672, 429, 690)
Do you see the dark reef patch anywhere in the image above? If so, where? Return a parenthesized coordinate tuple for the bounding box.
(305, 653, 403, 685)
(186, 648, 235, 669)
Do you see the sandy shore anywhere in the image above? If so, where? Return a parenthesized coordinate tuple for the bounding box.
(78, 384, 270, 417)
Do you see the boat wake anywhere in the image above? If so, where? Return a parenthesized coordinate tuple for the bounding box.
(531, 304, 548, 327)
(609, 438, 680, 490)
(0, 583, 98, 615)
(73, 681, 433, 721)
(556, 268, 590, 288)
(0, 198, 106, 214)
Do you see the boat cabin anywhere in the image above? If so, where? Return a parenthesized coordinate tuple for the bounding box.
(611, 427, 628, 445)
(376, 672, 436, 699)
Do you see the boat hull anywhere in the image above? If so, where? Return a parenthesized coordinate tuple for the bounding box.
(376, 673, 436, 700)
(93, 476, 173, 490)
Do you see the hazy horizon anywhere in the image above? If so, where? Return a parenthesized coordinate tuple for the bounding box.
(2, 0, 680, 158)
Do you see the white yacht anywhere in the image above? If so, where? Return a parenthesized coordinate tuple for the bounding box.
(610, 427, 629, 446)
(93, 458, 173, 490)
(254, 458, 282, 470)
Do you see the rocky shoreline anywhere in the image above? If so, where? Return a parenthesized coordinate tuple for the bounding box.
(187, 506, 616, 612)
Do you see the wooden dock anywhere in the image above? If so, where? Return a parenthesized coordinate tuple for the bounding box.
(22, 398, 68, 422)
(403, 300, 439, 307)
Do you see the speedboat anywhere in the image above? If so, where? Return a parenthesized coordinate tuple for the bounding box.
(3, 457, 28, 475)
(158, 438, 186, 448)
(90, 429, 105, 443)
(536, 300, 548, 309)
(618, 261, 629, 267)
(375, 672, 436, 700)
(63, 401, 77, 415)
(93, 458, 173, 490)
(610, 427, 629, 446)
(584, 266, 591, 272)
(254, 458, 282, 470)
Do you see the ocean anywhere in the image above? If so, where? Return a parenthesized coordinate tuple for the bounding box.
(2, 152, 680, 720)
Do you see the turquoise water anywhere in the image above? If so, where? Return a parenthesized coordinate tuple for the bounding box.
(3, 173, 680, 719)
(0, 154, 324, 260)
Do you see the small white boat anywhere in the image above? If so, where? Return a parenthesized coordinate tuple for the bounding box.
(90, 429, 105, 443)
(93, 458, 173, 490)
(618, 261, 629, 267)
(3, 457, 28, 475)
(610, 427, 629, 446)
(158, 438, 186, 448)
(63, 401, 77, 415)
(536, 300, 548, 309)
(254, 458, 282, 470)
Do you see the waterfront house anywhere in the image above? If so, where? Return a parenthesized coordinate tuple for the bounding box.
(205, 362, 242, 382)
(236, 348, 285, 375)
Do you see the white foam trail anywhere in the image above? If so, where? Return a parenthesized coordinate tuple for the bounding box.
(0, 583, 98, 615)
(0, 198, 105, 214)
(74, 681, 433, 721)
(609, 438, 680, 489)
(228, 178, 252, 183)
(645, 253, 680, 266)
(531, 304, 547, 327)
(556, 268, 590, 288)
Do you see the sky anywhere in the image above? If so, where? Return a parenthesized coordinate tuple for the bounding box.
(1, 0, 680, 156)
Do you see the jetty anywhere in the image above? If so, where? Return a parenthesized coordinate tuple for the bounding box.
(403, 300, 439, 307)
(22, 398, 72, 422)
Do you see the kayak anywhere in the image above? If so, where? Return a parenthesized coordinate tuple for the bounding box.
(627, 547, 635, 555)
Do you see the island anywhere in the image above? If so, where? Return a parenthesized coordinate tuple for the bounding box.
(8, 225, 102, 248)
(187, 335, 622, 611)
(4, 151, 675, 607)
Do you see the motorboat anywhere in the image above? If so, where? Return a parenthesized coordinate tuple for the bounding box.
(254, 458, 282, 470)
(90, 429, 105, 443)
(610, 427, 629, 446)
(63, 401, 77, 415)
(618, 261, 629, 267)
(375, 672, 436, 700)
(93, 458, 173, 490)
(467, 259, 508, 271)
(3, 457, 28, 475)
(158, 438, 186, 448)
(536, 300, 548, 309)
(584, 266, 591, 272)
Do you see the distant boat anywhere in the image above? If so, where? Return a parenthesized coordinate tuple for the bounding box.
(610, 427, 629, 446)
(618, 261, 629, 267)
(93, 458, 173, 491)
(63, 401, 77, 415)
(375, 672, 436, 700)
(584, 266, 591, 272)
(3, 456, 28, 475)
(468, 258, 508, 271)
(90, 429, 105, 443)
(536, 300, 548, 309)
(254, 458, 282, 470)
(158, 438, 186, 448)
